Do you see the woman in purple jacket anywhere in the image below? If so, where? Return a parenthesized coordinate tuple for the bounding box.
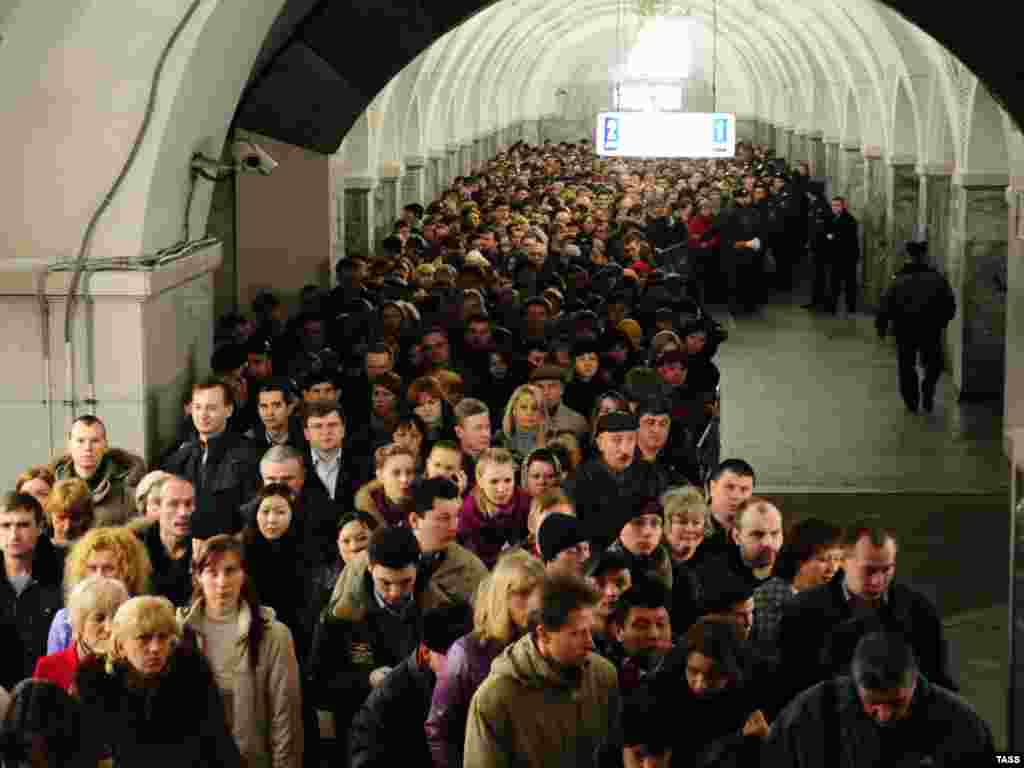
(425, 550, 545, 768)
(458, 448, 532, 569)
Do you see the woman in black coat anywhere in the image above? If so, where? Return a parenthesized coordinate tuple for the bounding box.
(75, 595, 242, 768)
(243, 483, 317, 667)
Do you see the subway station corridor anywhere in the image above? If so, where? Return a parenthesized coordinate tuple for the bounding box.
(716, 294, 1009, 746)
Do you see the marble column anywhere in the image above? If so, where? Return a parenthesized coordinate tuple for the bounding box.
(377, 173, 400, 240)
(859, 154, 888, 308)
(402, 156, 426, 207)
(839, 147, 865, 205)
(446, 145, 459, 184)
(428, 154, 444, 199)
(920, 169, 952, 274)
(808, 135, 825, 177)
(778, 129, 792, 160)
(736, 117, 756, 144)
(1006, 180, 1024, 431)
(0, 245, 220, 478)
(825, 142, 840, 189)
(344, 176, 377, 258)
(882, 162, 921, 291)
(792, 133, 807, 165)
(459, 143, 472, 176)
(946, 182, 1009, 398)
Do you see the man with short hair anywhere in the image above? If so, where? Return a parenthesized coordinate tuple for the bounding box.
(464, 575, 620, 767)
(0, 492, 61, 686)
(453, 399, 492, 482)
(422, 327, 455, 372)
(585, 549, 632, 657)
(330, 477, 486, 617)
(529, 366, 589, 436)
(701, 496, 784, 591)
(135, 475, 195, 607)
(565, 412, 673, 553)
(246, 444, 340, 567)
(349, 604, 472, 768)
(777, 522, 956, 703)
(424, 441, 465, 486)
(164, 377, 261, 539)
(821, 196, 861, 316)
(303, 371, 341, 406)
(765, 632, 994, 765)
(245, 378, 306, 450)
(310, 527, 425, 757)
(51, 414, 146, 526)
(302, 401, 357, 505)
(606, 579, 674, 693)
(703, 459, 756, 556)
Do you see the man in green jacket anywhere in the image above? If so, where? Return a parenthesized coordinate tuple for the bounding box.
(464, 574, 620, 768)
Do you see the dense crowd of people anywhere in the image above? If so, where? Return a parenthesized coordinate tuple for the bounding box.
(0, 139, 995, 767)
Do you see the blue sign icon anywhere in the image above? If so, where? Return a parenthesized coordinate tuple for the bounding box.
(712, 117, 728, 144)
(604, 117, 620, 151)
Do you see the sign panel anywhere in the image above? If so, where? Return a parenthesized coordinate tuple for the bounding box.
(595, 112, 736, 158)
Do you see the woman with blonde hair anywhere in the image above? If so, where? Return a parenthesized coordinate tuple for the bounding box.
(34, 575, 129, 692)
(495, 383, 550, 462)
(45, 478, 94, 549)
(47, 525, 153, 653)
(458, 447, 532, 568)
(75, 595, 243, 766)
(662, 486, 711, 632)
(425, 550, 545, 768)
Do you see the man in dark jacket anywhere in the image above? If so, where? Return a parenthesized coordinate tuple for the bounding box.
(563, 412, 673, 554)
(348, 604, 471, 768)
(765, 632, 993, 767)
(0, 493, 62, 686)
(718, 189, 765, 315)
(876, 241, 957, 413)
(777, 521, 956, 707)
(821, 196, 861, 315)
(309, 526, 425, 762)
(163, 378, 261, 540)
(698, 496, 783, 593)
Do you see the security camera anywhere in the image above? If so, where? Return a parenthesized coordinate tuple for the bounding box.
(231, 140, 278, 175)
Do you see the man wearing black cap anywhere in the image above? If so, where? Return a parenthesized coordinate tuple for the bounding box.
(530, 365, 589, 436)
(607, 498, 674, 591)
(348, 604, 472, 768)
(564, 412, 674, 554)
(537, 513, 589, 577)
(875, 241, 956, 413)
(584, 549, 632, 657)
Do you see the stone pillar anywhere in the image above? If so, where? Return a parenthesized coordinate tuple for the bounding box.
(839, 146, 864, 205)
(1006, 180, 1024, 431)
(859, 153, 888, 308)
(873, 161, 921, 302)
(458, 143, 471, 176)
(919, 167, 952, 274)
(377, 173, 400, 241)
(792, 132, 807, 165)
(446, 145, 459, 183)
(0, 245, 221, 478)
(402, 156, 426, 206)
(736, 117, 756, 144)
(523, 119, 540, 145)
(808, 134, 825, 177)
(946, 180, 1009, 398)
(344, 176, 377, 258)
(825, 142, 840, 189)
(428, 154, 443, 200)
(779, 129, 793, 160)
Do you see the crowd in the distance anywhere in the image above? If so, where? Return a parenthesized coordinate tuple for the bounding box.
(0, 139, 996, 767)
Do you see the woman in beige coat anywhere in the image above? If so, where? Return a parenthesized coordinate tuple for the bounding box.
(178, 534, 304, 768)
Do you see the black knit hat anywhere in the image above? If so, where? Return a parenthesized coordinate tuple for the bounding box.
(538, 513, 587, 563)
(594, 411, 638, 437)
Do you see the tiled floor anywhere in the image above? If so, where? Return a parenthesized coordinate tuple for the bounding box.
(711, 298, 1011, 748)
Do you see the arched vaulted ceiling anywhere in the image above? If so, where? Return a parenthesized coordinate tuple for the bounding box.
(236, 0, 1002, 172)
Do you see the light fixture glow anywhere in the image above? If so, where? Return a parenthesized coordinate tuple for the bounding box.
(625, 16, 693, 79)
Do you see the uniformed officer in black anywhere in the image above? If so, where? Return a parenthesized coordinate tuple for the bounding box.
(821, 196, 861, 314)
(875, 241, 956, 413)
